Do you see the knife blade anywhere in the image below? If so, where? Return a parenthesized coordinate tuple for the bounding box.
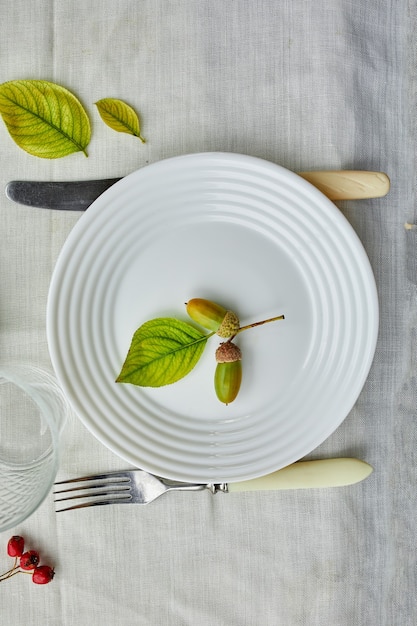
(5, 170, 390, 211)
(5, 178, 121, 211)
(227, 458, 373, 491)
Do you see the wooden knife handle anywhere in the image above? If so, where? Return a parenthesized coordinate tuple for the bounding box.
(298, 170, 390, 200)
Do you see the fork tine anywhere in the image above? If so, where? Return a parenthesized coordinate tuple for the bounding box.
(54, 488, 131, 502)
(54, 470, 133, 512)
(56, 498, 132, 513)
(54, 483, 130, 495)
(54, 471, 131, 485)
(54, 485, 132, 512)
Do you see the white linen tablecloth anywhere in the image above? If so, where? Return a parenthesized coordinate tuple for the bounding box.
(1, 1, 416, 624)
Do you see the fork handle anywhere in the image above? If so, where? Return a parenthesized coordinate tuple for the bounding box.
(227, 458, 373, 492)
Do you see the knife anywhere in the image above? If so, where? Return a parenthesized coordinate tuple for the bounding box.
(5, 170, 390, 211)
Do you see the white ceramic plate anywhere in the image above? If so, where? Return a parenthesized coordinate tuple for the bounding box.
(47, 152, 378, 483)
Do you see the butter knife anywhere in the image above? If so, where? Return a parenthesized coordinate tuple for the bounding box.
(5, 170, 390, 211)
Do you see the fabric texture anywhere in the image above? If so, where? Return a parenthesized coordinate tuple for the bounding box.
(0, 1, 415, 624)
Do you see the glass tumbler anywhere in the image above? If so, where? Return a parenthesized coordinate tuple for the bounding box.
(0, 365, 70, 532)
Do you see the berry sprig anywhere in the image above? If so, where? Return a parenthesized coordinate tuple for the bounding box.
(0, 536, 55, 585)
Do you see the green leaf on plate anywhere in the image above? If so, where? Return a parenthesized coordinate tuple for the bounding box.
(0, 79, 91, 158)
(116, 318, 212, 387)
(95, 97, 145, 143)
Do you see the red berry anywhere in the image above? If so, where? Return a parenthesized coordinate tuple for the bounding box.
(32, 565, 55, 585)
(20, 550, 40, 570)
(7, 536, 25, 558)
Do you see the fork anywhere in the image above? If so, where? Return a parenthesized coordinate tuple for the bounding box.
(53, 469, 227, 512)
(53, 458, 373, 511)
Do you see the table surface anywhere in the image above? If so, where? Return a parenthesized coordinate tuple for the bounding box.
(1, 2, 416, 625)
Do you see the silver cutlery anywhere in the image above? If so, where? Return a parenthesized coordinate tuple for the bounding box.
(6, 178, 120, 211)
(6, 170, 390, 211)
(53, 458, 373, 512)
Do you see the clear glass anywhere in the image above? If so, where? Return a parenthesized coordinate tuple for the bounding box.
(0, 365, 70, 531)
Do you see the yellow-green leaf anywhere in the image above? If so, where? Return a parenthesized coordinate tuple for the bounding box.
(95, 98, 145, 143)
(116, 318, 212, 387)
(0, 79, 91, 158)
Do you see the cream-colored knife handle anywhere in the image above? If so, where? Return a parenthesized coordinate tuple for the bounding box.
(228, 458, 373, 492)
(298, 171, 390, 200)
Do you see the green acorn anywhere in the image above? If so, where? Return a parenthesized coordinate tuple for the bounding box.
(214, 342, 242, 405)
(186, 298, 240, 338)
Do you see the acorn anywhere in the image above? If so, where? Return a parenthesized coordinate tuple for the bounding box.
(186, 298, 240, 338)
(214, 342, 242, 404)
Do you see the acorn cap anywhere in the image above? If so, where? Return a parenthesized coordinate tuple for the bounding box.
(216, 310, 240, 338)
(215, 342, 242, 363)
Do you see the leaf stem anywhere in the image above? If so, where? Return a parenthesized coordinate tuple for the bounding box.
(235, 314, 285, 335)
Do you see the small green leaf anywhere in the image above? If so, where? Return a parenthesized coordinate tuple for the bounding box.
(95, 98, 145, 143)
(116, 318, 212, 387)
(0, 79, 91, 158)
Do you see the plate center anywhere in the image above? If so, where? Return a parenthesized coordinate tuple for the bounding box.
(112, 219, 312, 420)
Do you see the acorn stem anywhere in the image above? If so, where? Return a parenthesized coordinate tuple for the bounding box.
(235, 314, 285, 335)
